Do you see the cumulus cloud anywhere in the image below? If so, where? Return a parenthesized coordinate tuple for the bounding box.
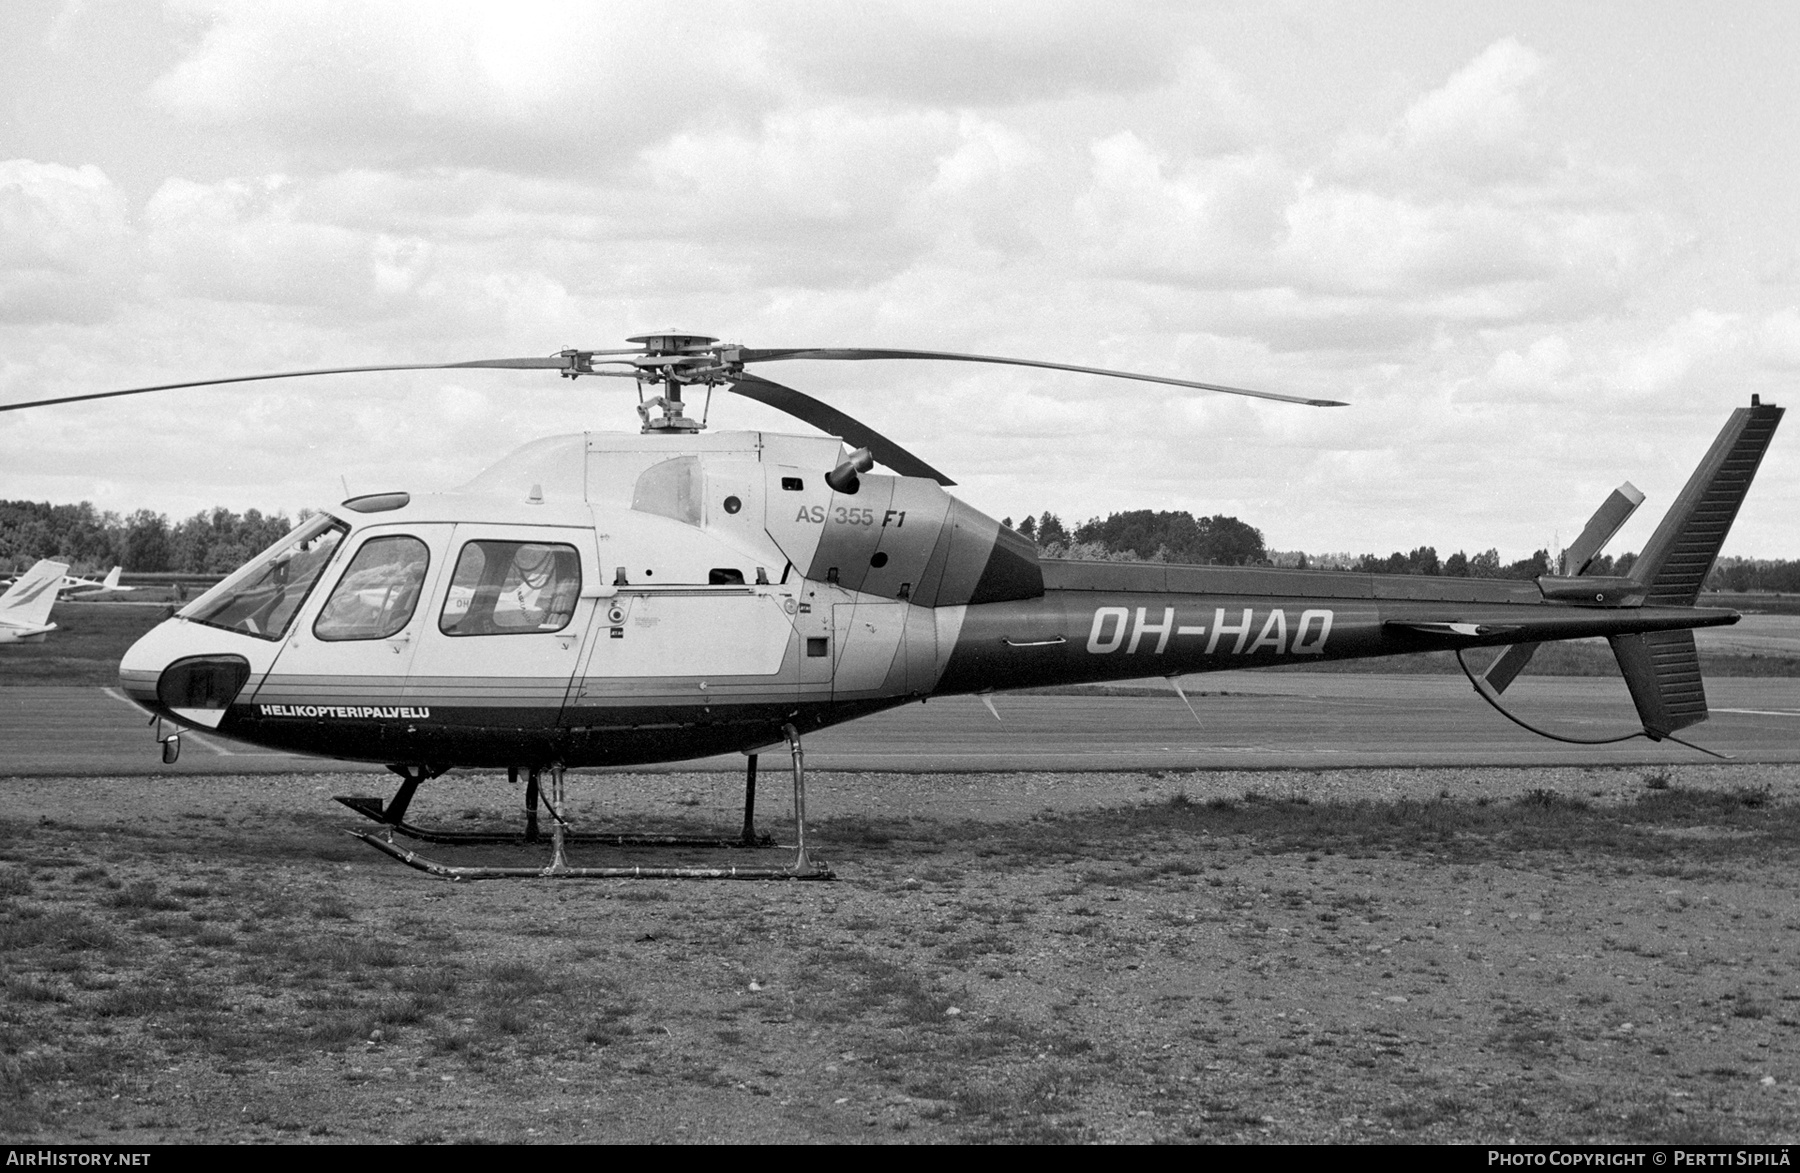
(149, 0, 783, 172)
(0, 160, 137, 324)
(1070, 133, 1290, 287)
(1486, 335, 1577, 400)
(1261, 40, 1680, 340)
(1606, 309, 1747, 401)
(1397, 38, 1552, 181)
(1757, 307, 1800, 368)
(142, 175, 399, 309)
(638, 106, 959, 281)
(150, 0, 1204, 147)
(753, 0, 1202, 106)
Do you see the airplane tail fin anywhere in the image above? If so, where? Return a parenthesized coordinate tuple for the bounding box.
(0, 560, 70, 629)
(102, 566, 122, 590)
(1610, 397, 1784, 738)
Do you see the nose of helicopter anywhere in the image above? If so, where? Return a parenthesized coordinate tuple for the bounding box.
(118, 615, 254, 724)
(119, 616, 181, 709)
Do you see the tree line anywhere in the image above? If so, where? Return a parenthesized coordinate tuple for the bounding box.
(1006, 508, 1799, 591)
(0, 500, 301, 576)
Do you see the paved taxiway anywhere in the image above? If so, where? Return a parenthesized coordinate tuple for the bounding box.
(2, 672, 1796, 776)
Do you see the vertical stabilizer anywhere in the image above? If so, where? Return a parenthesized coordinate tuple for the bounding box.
(1628, 400, 1783, 606)
(1611, 398, 1783, 738)
(1610, 630, 1708, 738)
(0, 560, 69, 631)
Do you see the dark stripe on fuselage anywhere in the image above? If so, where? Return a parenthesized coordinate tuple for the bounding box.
(933, 590, 1739, 695)
(214, 696, 910, 768)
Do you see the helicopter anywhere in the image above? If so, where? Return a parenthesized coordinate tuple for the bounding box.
(1, 333, 1783, 879)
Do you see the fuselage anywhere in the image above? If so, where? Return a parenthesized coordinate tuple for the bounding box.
(0, 623, 56, 645)
(118, 429, 1738, 769)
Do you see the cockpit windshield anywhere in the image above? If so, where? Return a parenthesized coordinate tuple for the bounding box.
(179, 514, 349, 641)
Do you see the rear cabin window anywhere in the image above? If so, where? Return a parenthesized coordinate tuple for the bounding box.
(439, 541, 581, 636)
(313, 536, 430, 641)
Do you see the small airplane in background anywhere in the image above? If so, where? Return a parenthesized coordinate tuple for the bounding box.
(0, 560, 69, 644)
(58, 567, 133, 598)
(0, 566, 133, 599)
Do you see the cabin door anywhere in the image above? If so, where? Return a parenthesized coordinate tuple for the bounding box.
(252, 523, 452, 714)
(403, 525, 598, 730)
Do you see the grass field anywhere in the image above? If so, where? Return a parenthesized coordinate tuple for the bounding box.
(0, 603, 170, 686)
(1701, 592, 1800, 617)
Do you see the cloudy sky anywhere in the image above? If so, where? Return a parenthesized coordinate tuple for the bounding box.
(2, 0, 1795, 562)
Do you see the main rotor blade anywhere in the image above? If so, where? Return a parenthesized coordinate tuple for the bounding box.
(727, 373, 956, 485)
(731, 347, 1348, 408)
(0, 356, 625, 413)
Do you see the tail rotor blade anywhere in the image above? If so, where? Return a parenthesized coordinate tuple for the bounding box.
(1561, 484, 1645, 575)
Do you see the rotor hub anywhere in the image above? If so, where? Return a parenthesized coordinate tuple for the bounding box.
(622, 331, 742, 433)
(625, 331, 719, 354)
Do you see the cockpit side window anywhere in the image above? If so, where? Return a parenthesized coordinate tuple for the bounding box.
(182, 515, 348, 641)
(438, 541, 581, 636)
(313, 536, 430, 642)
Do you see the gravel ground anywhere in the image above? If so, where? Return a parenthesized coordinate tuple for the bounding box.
(4, 763, 1800, 1143)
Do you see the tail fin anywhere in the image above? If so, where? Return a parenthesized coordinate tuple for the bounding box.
(1627, 398, 1784, 606)
(1610, 629, 1706, 738)
(102, 567, 122, 590)
(1612, 397, 1783, 738)
(0, 560, 70, 629)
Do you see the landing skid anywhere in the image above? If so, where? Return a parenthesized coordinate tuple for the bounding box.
(347, 830, 831, 882)
(345, 726, 833, 881)
(332, 756, 775, 847)
(331, 794, 771, 848)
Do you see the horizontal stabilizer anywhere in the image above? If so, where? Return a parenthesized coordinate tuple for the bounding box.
(1610, 630, 1707, 739)
(1390, 621, 1520, 639)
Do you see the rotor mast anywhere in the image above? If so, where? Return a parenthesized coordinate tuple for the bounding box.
(624, 331, 727, 434)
